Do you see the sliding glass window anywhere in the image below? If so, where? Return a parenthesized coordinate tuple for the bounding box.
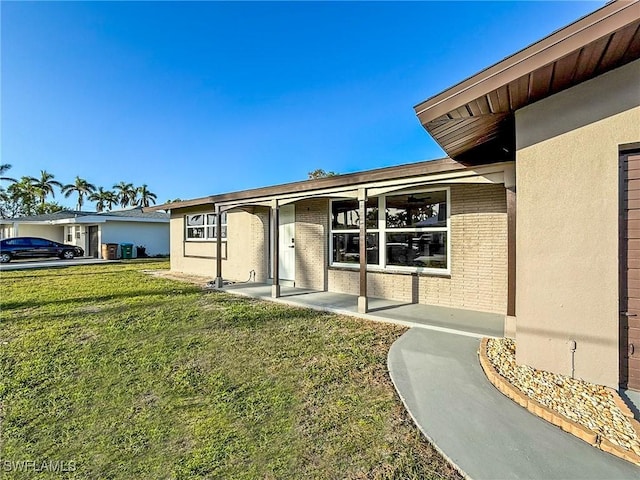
(330, 189, 449, 272)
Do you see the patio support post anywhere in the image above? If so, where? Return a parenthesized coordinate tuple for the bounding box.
(507, 186, 516, 316)
(271, 199, 281, 298)
(505, 165, 517, 337)
(358, 188, 368, 313)
(213, 204, 224, 288)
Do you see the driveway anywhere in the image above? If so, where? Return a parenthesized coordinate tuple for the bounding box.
(0, 258, 119, 271)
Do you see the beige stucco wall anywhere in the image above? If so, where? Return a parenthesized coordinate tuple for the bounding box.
(16, 224, 65, 243)
(515, 59, 640, 388)
(328, 183, 508, 314)
(170, 206, 269, 282)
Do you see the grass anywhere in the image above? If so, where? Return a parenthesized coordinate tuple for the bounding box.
(0, 260, 461, 479)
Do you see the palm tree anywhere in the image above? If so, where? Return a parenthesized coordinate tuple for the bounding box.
(62, 176, 96, 210)
(89, 187, 116, 213)
(113, 181, 137, 208)
(28, 170, 63, 206)
(104, 190, 118, 211)
(0, 164, 16, 184)
(7, 177, 38, 216)
(136, 184, 157, 207)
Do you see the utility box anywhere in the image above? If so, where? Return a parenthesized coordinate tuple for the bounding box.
(102, 243, 118, 260)
(120, 243, 134, 259)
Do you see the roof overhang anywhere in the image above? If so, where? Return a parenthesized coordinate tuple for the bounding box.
(149, 158, 515, 212)
(2, 215, 169, 225)
(149, 157, 466, 211)
(414, 0, 640, 162)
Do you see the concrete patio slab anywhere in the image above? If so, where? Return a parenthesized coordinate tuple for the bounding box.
(223, 283, 504, 338)
(388, 328, 640, 479)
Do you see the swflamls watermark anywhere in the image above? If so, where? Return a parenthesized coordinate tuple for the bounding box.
(2, 459, 76, 472)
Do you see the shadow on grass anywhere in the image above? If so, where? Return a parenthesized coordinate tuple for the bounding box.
(3, 288, 330, 334)
(1, 286, 200, 311)
(2, 266, 169, 281)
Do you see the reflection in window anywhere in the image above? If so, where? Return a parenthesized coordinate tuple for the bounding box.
(330, 189, 449, 272)
(386, 232, 447, 268)
(332, 233, 379, 265)
(185, 212, 227, 241)
(386, 191, 446, 228)
(331, 199, 378, 229)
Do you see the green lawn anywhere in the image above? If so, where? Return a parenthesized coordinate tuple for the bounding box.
(0, 261, 460, 479)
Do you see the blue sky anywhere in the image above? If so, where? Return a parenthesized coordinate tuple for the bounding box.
(2, 1, 603, 207)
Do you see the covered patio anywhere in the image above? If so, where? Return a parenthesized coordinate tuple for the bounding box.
(222, 282, 504, 338)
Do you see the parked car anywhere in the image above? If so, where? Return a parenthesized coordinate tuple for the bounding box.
(0, 237, 84, 263)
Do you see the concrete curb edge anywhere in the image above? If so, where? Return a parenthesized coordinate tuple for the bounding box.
(477, 338, 640, 467)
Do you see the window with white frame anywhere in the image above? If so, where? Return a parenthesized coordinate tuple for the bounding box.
(330, 189, 449, 272)
(185, 212, 227, 241)
(330, 198, 379, 265)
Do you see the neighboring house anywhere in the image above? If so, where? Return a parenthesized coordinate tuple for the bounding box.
(151, 2, 639, 390)
(0, 207, 170, 258)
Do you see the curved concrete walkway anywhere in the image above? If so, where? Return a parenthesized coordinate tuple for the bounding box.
(388, 328, 640, 479)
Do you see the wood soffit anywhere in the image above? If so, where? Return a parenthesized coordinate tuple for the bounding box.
(414, 0, 640, 162)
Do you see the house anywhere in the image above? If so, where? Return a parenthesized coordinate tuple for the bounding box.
(151, 1, 640, 391)
(0, 207, 170, 258)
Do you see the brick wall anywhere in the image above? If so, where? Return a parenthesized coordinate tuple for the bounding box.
(328, 184, 508, 313)
(294, 198, 328, 290)
(172, 184, 507, 313)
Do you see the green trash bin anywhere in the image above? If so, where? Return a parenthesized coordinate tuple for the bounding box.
(120, 243, 134, 259)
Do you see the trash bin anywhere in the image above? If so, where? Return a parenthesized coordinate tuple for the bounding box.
(101, 243, 118, 260)
(120, 243, 134, 259)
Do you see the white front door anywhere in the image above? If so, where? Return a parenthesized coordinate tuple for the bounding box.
(278, 204, 295, 281)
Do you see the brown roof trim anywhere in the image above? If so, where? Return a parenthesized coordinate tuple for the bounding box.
(145, 195, 215, 212)
(414, 0, 639, 123)
(149, 157, 467, 211)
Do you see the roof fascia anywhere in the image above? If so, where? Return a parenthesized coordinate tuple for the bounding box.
(146, 196, 215, 212)
(414, 0, 639, 122)
(97, 217, 169, 223)
(215, 161, 513, 209)
(157, 157, 463, 212)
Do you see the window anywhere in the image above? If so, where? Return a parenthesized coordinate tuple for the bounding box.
(185, 212, 227, 241)
(384, 191, 447, 269)
(330, 189, 449, 272)
(331, 199, 379, 264)
(30, 238, 54, 247)
(5, 238, 31, 246)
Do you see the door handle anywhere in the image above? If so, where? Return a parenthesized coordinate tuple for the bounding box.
(620, 312, 638, 317)
(288, 245, 295, 248)
(630, 344, 635, 356)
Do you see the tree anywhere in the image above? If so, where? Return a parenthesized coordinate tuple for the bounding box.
(113, 181, 137, 208)
(308, 168, 338, 179)
(28, 170, 63, 206)
(0, 164, 17, 217)
(104, 190, 119, 211)
(5, 177, 38, 217)
(89, 187, 117, 213)
(62, 176, 96, 210)
(0, 164, 16, 184)
(136, 184, 157, 207)
(35, 202, 64, 215)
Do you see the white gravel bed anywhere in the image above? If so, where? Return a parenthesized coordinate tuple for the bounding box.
(486, 338, 640, 455)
